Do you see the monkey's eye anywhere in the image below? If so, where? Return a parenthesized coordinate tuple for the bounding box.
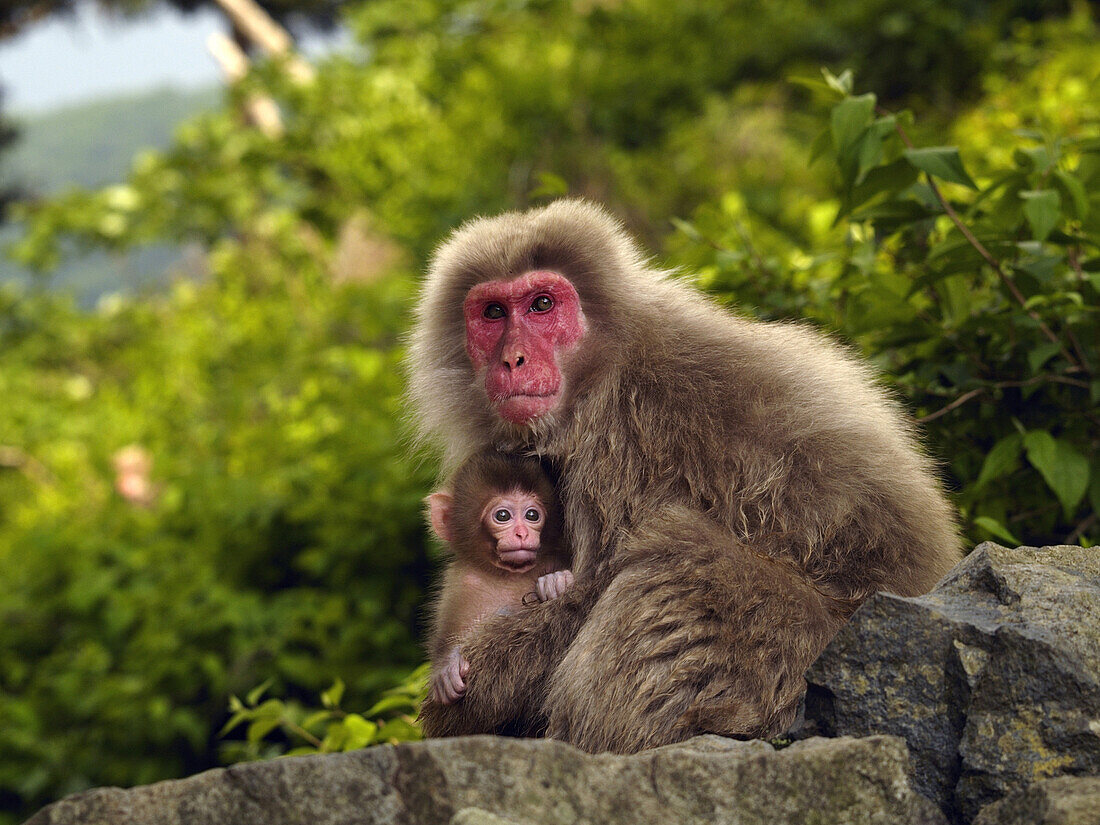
(493, 508, 512, 523)
(483, 303, 506, 320)
(524, 508, 542, 522)
(530, 295, 554, 313)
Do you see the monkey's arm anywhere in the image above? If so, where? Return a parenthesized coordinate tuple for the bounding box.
(430, 565, 545, 706)
(419, 579, 592, 738)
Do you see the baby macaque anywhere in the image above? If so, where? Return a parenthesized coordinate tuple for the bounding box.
(426, 450, 573, 705)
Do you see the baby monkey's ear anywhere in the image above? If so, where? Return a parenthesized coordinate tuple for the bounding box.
(425, 491, 455, 543)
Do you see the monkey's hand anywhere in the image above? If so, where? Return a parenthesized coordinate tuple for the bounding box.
(430, 647, 470, 706)
(536, 569, 575, 602)
(419, 582, 591, 738)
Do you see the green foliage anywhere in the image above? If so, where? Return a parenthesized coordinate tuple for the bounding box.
(12, 0, 1071, 269)
(673, 32, 1099, 547)
(0, 236, 435, 820)
(221, 664, 426, 761)
(2, 2, 1098, 822)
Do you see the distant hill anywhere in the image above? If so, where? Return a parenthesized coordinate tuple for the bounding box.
(1, 85, 219, 306)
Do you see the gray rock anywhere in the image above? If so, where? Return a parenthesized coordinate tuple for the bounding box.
(25, 734, 944, 825)
(972, 776, 1100, 825)
(804, 543, 1100, 822)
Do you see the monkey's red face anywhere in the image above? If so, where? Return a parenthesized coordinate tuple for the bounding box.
(464, 271, 586, 425)
(482, 490, 546, 572)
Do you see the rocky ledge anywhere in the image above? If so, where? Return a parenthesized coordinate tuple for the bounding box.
(27, 734, 942, 825)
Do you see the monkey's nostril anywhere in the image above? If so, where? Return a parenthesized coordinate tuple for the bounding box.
(516, 356, 525, 367)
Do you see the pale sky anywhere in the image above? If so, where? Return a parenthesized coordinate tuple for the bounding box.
(0, 3, 344, 114)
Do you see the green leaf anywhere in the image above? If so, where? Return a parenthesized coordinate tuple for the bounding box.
(788, 74, 843, 99)
(1013, 146, 1054, 173)
(218, 710, 251, 738)
(669, 217, 702, 242)
(246, 679, 273, 707)
(1020, 189, 1061, 242)
(838, 158, 919, 220)
(321, 679, 345, 709)
(375, 716, 423, 743)
(975, 433, 1023, 490)
(903, 147, 979, 190)
(363, 693, 417, 717)
(247, 716, 282, 744)
(822, 68, 854, 95)
(972, 516, 1021, 545)
(973, 516, 1021, 546)
(1013, 245, 1061, 284)
(302, 710, 336, 730)
(851, 198, 933, 227)
(831, 94, 876, 154)
(1027, 342, 1063, 374)
(284, 747, 319, 757)
(1053, 171, 1089, 220)
(340, 714, 379, 750)
(1023, 431, 1091, 519)
(808, 128, 832, 166)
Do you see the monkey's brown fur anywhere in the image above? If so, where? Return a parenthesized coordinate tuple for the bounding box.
(427, 450, 566, 663)
(409, 199, 960, 753)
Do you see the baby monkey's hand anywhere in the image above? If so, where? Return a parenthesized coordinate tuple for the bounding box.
(536, 569, 574, 602)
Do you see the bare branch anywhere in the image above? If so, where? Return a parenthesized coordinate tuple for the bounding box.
(207, 32, 285, 138)
(916, 388, 985, 423)
(1065, 513, 1098, 546)
(211, 0, 315, 83)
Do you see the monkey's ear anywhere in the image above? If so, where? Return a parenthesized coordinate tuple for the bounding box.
(426, 491, 455, 543)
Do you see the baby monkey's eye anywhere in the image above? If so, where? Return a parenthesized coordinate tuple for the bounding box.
(524, 508, 542, 522)
(493, 509, 512, 523)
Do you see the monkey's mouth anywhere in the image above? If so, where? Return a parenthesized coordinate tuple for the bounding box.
(496, 549, 538, 572)
(496, 392, 560, 424)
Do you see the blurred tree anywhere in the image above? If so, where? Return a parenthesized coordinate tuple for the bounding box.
(0, 90, 20, 222)
(0, 0, 346, 39)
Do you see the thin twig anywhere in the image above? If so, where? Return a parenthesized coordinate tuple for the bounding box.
(995, 374, 1090, 390)
(915, 370, 1090, 423)
(916, 388, 985, 423)
(282, 717, 324, 749)
(1065, 513, 1098, 545)
(1008, 502, 1060, 524)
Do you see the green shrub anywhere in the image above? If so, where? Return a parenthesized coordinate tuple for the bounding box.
(0, 240, 435, 819)
(672, 26, 1099, 546)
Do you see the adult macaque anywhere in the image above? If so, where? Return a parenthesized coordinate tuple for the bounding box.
(426, 450, 572, 706)
(408, 199, 960, 753)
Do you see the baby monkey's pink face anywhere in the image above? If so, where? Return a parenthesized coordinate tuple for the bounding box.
(482, 489, 545, 572)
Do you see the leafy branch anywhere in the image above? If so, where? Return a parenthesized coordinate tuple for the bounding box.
(221, 665, 428, 758)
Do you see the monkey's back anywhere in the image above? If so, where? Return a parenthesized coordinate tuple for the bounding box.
(554, 282, 960, 603)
